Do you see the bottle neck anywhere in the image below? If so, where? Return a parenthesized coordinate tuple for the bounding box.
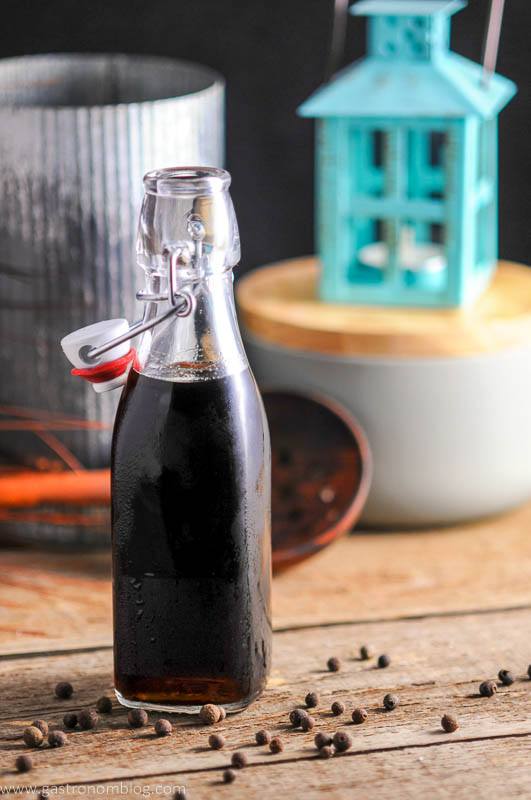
(137, 270, 248, 383)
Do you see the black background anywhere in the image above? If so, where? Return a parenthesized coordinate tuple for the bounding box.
(1, 0, 529, 272)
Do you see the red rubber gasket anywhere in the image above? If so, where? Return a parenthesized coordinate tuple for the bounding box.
(71, 349, 137, 384)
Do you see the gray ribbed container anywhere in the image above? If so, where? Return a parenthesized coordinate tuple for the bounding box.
(0, 53, 224, 543)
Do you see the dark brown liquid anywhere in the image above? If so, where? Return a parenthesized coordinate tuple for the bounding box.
(111, 367, 271, 707)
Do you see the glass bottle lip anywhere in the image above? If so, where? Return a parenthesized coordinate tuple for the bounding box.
(143, 166, 231, 197)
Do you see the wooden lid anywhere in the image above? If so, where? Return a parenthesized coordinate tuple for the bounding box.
(237, 257, 531, 358)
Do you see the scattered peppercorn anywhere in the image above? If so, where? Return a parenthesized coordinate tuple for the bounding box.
(301, 714, 315, 732)
(498, 669, 514, 686)
(270, 737, 284, 754)
(78, 709, 99, 730)
(23, 726, 44, 748)
(479, 680, 497, 697)
(48, 730, 67, 748)
(209, 733, 225, 750)
(96, 696, 113, 714)
(231, 751, 248, 769)
(383, 693, 399, 711)
(54, 681, 73, 700)
(155, 719, 172, 737)
(15, 754, 33, 773)
(255, 730, 271, 746)
(314, 732, 333, 750)
(289, 708, 305, 727)
(223, 769, 236, 784)
(173, 790, 186, 800)
(305, 691, 319, 708)
(327, 657, 341, 672)
(331, 701, 345, 717)
(360, 645, 372, 661)
(63, 713, 78, 730)
(128, 708, 148, 728)
(218, 706, 227, 721)
(332, 731, 352, 753)
(441, 714, 459, 733)
(199, 704, 221, 725)
(527, 665, 531, 680)
(32, 720, 49, 736)
(377, 654, 391, 669)
(352, 707, 368, 725)
(319, 745, 334, 759)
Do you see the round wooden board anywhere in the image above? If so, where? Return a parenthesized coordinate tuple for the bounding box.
(237, 257, 531, 358)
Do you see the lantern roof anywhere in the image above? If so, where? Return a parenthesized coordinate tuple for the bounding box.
(298, 0, 516, 119)
(351, 0, 465, 15)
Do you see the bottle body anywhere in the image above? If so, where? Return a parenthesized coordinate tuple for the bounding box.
(112, 361, 271, 710)
(110, 167, 272, 711)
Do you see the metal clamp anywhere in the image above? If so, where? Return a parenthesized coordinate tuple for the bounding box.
(81, 288, 195, 363)
(80, 215, 205, 364)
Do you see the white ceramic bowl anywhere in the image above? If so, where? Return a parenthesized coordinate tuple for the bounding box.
(244, 331, 531, 528)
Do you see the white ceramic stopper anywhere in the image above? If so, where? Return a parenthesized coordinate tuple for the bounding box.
(60, 318, 131, 393)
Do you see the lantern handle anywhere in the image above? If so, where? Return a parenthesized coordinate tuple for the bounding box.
(481, 0, 506, 86)
(325, 0, 349, 82)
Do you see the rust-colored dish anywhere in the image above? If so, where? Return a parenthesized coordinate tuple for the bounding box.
(263, 390, 372, 573)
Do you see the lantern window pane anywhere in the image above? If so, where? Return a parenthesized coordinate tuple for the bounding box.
(429, 131, 447, 166)
(372, 130, 385, 167)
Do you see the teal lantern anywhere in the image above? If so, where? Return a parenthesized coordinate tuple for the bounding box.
(298, 0, 516, 307)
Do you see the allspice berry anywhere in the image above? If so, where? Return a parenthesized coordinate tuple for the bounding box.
(352, 707, 368, 725)
(218, 706, 227, 721)
(270, 736, 284, 754)
(173, 790, 186, 800)
(155, 719, 173, 737)
(255, 730, 271, 746)
(360, 645, 372, 660)
(223, 769, 236, 784)
(305, 691, 319, 708)
(314, 732, 333, 750)
(479, 680, 497, 697)
(231, 751, 248, 769)
(527, 664, 531, 680)
(63, 712, 78, 730)
(327, 657, 341, 672)
(96, 696, 113, 714)
(319, 745, 334, 759)
(331, 700, 345, 716)
(289, 708, 305, 727)
(54, 681, 73, 699)
(498, 669, 514, 686)
(128, 708, 148, 728)
(48, 730, 67, 748)
(208, 733, 225, 750)
(23, 726, 44, 748)
(199, 704, 221, 725)
(332, 731, 352, 753)
(15, 754, 33, 773)
(377, 654, 391, 669)
(32, 720, 49, 736)
(78, 709, 99, 730)
(383, 693, 399, 711)
(441, 714, 459, 733)
(301, 714, 315, 732)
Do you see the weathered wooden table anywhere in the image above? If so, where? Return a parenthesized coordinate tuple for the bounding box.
(2, 504, 531, 798)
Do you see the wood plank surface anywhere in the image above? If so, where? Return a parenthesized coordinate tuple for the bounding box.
(3, 504, 531, 797)
(2, 502, 531, 654)
(237, 258, 531, 358)
(1, 607, 531, 794)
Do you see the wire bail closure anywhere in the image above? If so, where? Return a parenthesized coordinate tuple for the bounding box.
(79, 213, 206, 366)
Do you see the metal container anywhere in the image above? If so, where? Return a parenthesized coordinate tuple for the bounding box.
(0, 53, 224, 544)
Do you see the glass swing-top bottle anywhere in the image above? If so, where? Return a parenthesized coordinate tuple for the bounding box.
(62, 167, 272, 712)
